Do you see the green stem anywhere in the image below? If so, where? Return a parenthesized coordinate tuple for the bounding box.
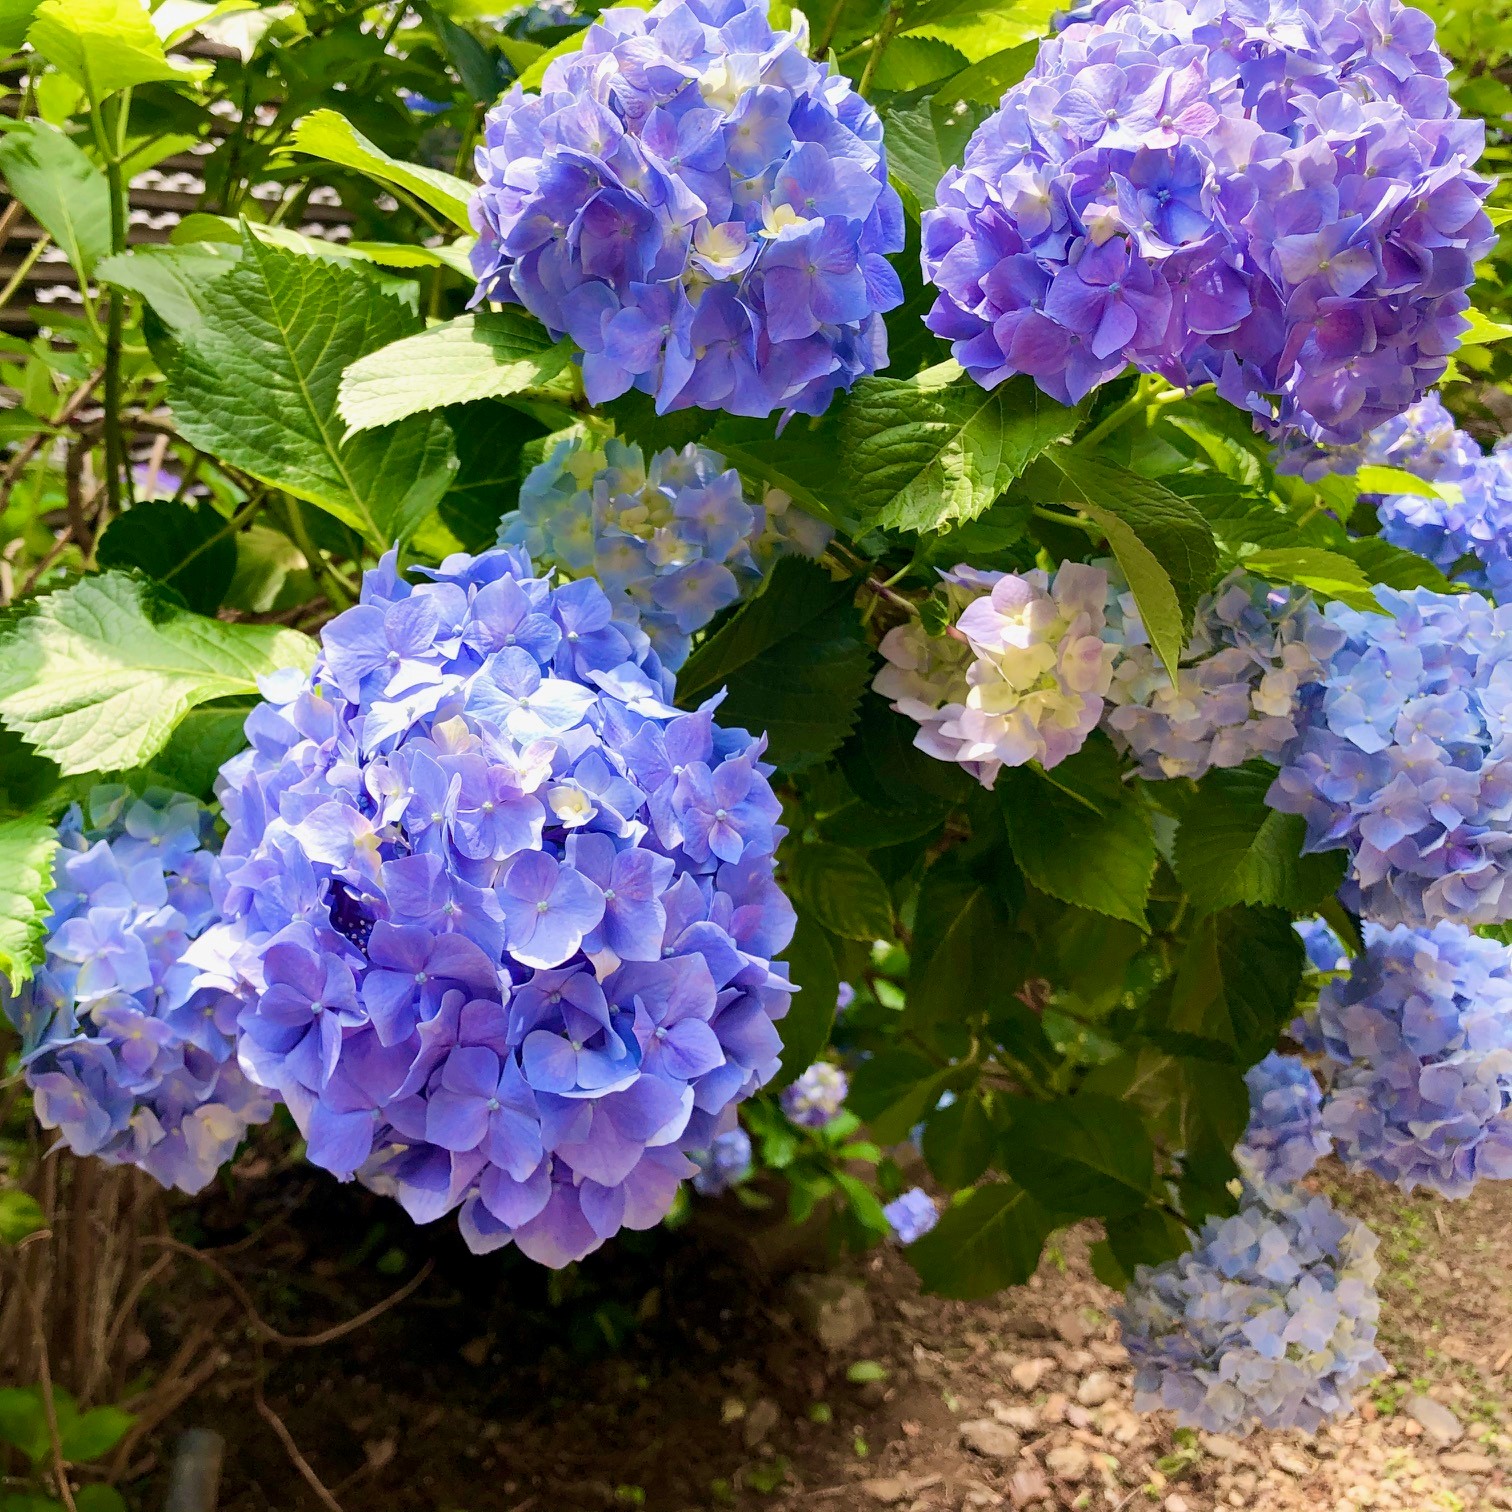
(0, 235, 49, 310)
(857, 1, 903, 97)
(163, 491, 267, 584)
(1031, 503, 1100, 537)
(814, 0, 848, 56)
(91, 91, 133, 521)
(1079, 378, 1193, 451)
(281, 499, 353, 609)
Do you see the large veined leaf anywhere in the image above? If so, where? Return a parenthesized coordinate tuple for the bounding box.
(0, 121, 111, 278)
(0, 573, 315, 777)
(841, 362, 1081, 534)
(286, 110, 476, 232)
(97, 242, 240, 332)
(0, 813, 59, 990)
(772, 911, 840, 1090)
(786, 842, 895, 941)
(339, 311, 575, 431)
(167, 230, 458, 549)
(28, 0, 200, 97)
(878, 96, 990, 212)
(0, 0, 40, 52)
(1000, 1093, 1156, 1219)
(903, 0, 1060, 61)
(906, 1181, 1058, 1298)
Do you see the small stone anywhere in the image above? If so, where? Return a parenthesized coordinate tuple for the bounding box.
(1044, 1444, 1089, 1482)
(1164, 1496, 1190, 1512)
(990, 1402, 1039, 1432)
(1064, 1403, 1093, 1430)
(861, 1477, 912, 1504)
(1052, 1311, 1088, 1347)
(1007, 1467, 1050, 1508)
(1038, 1392, 1068, 1427)
(743, 1398, 780, 1448)
(960, 1420, 1021, 1460)
(785, 1274, 875, 1353)
(459, 1336, 491, 1366)
(1440, 1451, 1495, 1474)
(1076, 1371, 1117, 1407)
(1010, 1357, 1055, 1392)
(1200, 1433, 1255, 1465)
(1405, 1395, 1464, 1447)
(1270, 1446, 1313, 1477)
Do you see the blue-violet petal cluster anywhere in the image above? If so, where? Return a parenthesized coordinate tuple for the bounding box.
(1117, 1183, 1384, 1435)
(502, 435, 830, 668)
(1268, 586, 1512, 927)
(1237, 1051, 1330, 1187)
(780, 1061, 847, 1128)
(883, 1186, 939, 1244)
(921, 0, 1493, 443)
(195, 547, 795, 1266)
(690, 1125, 753, 1193)
(4, 787, 273, 1194)
(469, 0, 905, 417)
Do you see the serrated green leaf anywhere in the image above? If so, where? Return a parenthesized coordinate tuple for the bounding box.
(441, 400, 552, 552)
(906, 862, 1031, 1030)
(933, 39, 1038, 105)
(786, 842, 894, 941)
(1000, 1092, 1156, 1219)
(287, 109, 475, 231)
(877, 96, 990, 213)
(125, 700, 254, 799)
(772, 911, 839, 1090)
(1241, 546, 1376, 609)
(0, 572, 315, 777)
(848, 1049, 957, 1145)
(921, 1092, 994, 1190)
(0, 1188, 46, 1244)
(0, 121, 111, 279)
(96, 500, 237, 616)
(842, 362, 1080, 533)
(96, 242, 240, 332)
(870, 35, 966, 89)
(0, 814, 58, 991)
(1172, 764, 1346, 916)
(339, 311, 574, 432)
(167, 230, 458, 549)
(28, 0, 198, 97)
(1344, 535, 1451, 594)
(906, 1180, 1056, 1298)
(903, 0, 1059, 59)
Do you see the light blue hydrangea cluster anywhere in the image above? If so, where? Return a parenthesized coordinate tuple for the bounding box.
(1268, 586, 1512, 927)
(1104, 574, 1333, 780)
(1237, 1052, 1331, 1187)
(194, 547, 795, 1267)
(1117, 1183, 1385, 1435)
(469, 0, 905, 418)
(690, 1125, 753, 1194)
(501, 435, 830, 668)
(1306, 922, 1512, 1198)
(882, 1186, 938, 1244)
(920, 0, 1492, 443)
(3, 788, 273, 1194)
(780, 1061, 847, 1128)
(1295, 916, 1349, 974)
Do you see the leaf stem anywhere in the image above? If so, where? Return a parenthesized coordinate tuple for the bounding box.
(280, 499, 354, 609)
(1079, 378, 1191, 450)
(857, 1, 904, 97)
(1031, 504, 1100, 537)
(814, 0, 848, 56)
(90, 90, 133, 522)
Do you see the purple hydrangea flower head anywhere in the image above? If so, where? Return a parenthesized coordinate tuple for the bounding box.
(1105, 572, 1332, 780)
(835, 980, 855, 1013)
(690, 1124, 753, 1193)
(921, 0, 1493, 444)
(1117, 1183, 1385, 1435)
(2, 786, 274, 1194)
(1295, 916, 1348, 974)
(197, 547, 795, 1266)
(1305, 921, 1512, 1197)
(1268, 586, 1512, 927)
(874, 561, 1119, 788)
(780, 1060, 847, 1127)
(883, 1186, 938, 1244)
(468, 0, 905, 418)
(503, 435, 831, 667)
(1236, 1052, 1330, 1187)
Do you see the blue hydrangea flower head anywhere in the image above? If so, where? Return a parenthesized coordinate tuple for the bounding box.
(691, 1125, 753, 1193)
(196, 547, 795, 1266)
(1237, 1052, 1330, 1187)
(883, 1186, 938, 1244)
(502, 434, 831, 667)
(1117, 1183, 1385, 1435)
(3, 786, 274, 1194)
(1295, 916, 1348, 974)
(469, 0, 905, 418)
(780, 1060, 847, 1127)
(1269, 586, 1512, 927)
(921, 0, 1493, 444)
(1105, 573, 1332, 780)
(1306, 921, 1512, 1198)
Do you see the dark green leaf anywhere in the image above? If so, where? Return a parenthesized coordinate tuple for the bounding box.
(848, 1049, 956, 1145)
(59, 1405, 133, 1463)
(921, 1092, 994, 1190)
(772, 912, 840, 1090)
(786, 842, 894, 941)
(96, 501, 237, 616)
(0, 1189, 45, 1244)
(440, 401, 551, 552)
(1094, 1207, 1192, 1289)
(878, 96, 990, 213)
(0, 1386, 48, 1463)
(127, 700, 253, 799)
(906, 1181, 1056, 1298)
(934, 39, 1038, 105)
(1000, 1092, 1156, 1219)
(906, 861, 1031, 1029)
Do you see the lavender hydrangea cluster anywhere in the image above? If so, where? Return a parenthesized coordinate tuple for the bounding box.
(502, 435, 830, 668)
(882, 1186, 938, 1244)
(1236, 1052, 1330, 1187)
(1104, 574, 1331, 780)
(1306, 922, 1512, 1198)
(873, 562, 1118, 788)
(469, 0, 904, 418)
(691, 1125, 753, 1194)
(1117, 1183, 1385, 1434)
(920, 0, 1493, 443)
(193, 547, 795, 1267)
(2, 787, 273, 1194)
(1268, 586, 1512, 927)
(780, 1061, 847, 1127)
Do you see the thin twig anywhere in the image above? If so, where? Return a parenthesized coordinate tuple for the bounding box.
(33, 1312, 79, 1512)
(254, 1356, 346, 1512)
(14, 525, 73, 600)
(139, 1237, 435, 1348)
(0, 369, 106, 508)
(98, 1252, 174, 1370)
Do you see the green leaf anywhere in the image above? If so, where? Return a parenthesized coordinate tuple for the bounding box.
(1172, 763, 1346, 916)
(1343, 536, 1451, 595)
(440, 401, 551, 552)
(167, 231, 458, 549)
(338, 311, 574, 432)
(1241, 546, 1375, 610)
(921, 1092, 994, 1190)
(0, 1387, 48, 1463)
(1095, 1207, 1192, 1289)
(0, 813, 59, 991)
(700, 413, 841, 525)
(786, 842, 894, 941)
(1000, 1093, 1155, 1219)
(59, 1405, 133, 1463)
(999, 737, 1156, 929)
(0, 1188, 46, 1244)
(126, 700, 253, 798)
(933, 39, 1038, 105)
(1458, 308, 1512, 347)
(848, 1049, 956, 1145)
(0, 0, 40, 52)
(1353, 464, 1452, 501)
(286, 109, 475, 231)
(0, 122, 111, 279)
(0, 572, 315, 777)
(878, 96, 990, 213)
(676, 560, 869, 770)
(28, 0, 196, 97)
(513, 0, 654, 89)
(75, 1487, 129, 1512)
(96, 500, 237, 616)
(96, 242, 240, 333)
(841, 362, 1080, 533)
(902, 0, 1059, 56)
(906, 1181, 1056, 1299)
(773, 911, 839, 1090)
(906, 863, 1031, 1030)
(869, 35, 967, 90)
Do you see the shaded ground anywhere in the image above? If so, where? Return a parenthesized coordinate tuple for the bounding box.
(124, 1157, 1512, 1512)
